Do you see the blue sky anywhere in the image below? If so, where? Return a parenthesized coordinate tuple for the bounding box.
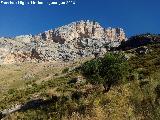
(0, 0, 160, 37)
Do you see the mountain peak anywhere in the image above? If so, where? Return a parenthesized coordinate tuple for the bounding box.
(34, 20, 126, 43)
(0, 20, 126, 64)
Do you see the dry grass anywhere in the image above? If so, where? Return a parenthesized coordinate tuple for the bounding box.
(1, 47, 160, 120)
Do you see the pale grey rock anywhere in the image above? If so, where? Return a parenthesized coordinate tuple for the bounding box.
(0, 20, 127, 64)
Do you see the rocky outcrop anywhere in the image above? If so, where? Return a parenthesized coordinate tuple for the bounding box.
(34, 20, 125, 42)
(118, 33, 160, 50)
(0, 20, 126, 64)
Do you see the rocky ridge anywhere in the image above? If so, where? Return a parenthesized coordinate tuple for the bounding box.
(0, 20, 126, 64)
(118, 33, 160, 50)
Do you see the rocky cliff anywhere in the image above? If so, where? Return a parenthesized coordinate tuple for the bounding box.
(0, 20, 126, 64)
(118, 33, 160, 50)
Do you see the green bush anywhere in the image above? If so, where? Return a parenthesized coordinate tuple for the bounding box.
(62, 67, 69, 74)
(155, 84, 160, 98)
(71, 91, 83, 101)
(81, 52, 129, 92)
(0, 112, 3, 119)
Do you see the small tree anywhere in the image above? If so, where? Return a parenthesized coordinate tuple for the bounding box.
(81, 52, 129, 92)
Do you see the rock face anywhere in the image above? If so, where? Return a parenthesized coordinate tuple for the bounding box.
(0, 20, 126, 64)
(118, 33, 160, 50)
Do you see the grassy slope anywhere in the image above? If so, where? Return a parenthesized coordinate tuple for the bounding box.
(0, 44, 160, 120)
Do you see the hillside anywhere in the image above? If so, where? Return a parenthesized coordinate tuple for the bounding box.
(0, 34, 160, 120)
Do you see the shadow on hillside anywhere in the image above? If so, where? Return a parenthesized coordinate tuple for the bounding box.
(19, 96, 58, 112)
(1, 96, 59, 119)
(1, 97, 59, 119)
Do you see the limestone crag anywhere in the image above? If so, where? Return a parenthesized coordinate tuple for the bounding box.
(34, 20, 125, 43)
(0, 20, 127, 64)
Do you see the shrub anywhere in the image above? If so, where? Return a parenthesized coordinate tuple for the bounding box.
(0, 112, 3, 119)
(71, 91, 83, 101)
(81, 52, 129, 92)
(62, 67, 69, 74)
(155, 84, 160, 98)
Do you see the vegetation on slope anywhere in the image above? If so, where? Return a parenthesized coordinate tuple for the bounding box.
(0, 34, 160, 120)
